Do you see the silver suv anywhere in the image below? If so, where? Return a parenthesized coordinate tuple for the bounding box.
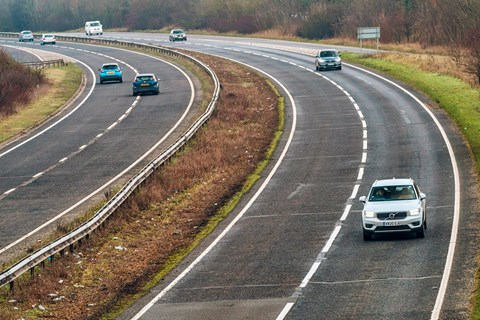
(314, 49, 342, 71)
(359, 178, 426, 240)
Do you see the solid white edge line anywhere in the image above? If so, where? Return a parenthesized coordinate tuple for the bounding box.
(130, 59, 297, 320)
(0, 56, 96, 159)
(344, 63, 460, 320)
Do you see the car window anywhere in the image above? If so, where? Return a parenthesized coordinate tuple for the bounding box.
(103, 65, 118, 70)
(136, 76, 154, 81)
(320, 51, 337, 58)
(173, 30, 184, 34)
(91, 22, 100, 26)
(369, 185, 417, 201)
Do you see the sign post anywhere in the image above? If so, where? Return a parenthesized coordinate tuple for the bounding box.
(357, 27, 380, 52)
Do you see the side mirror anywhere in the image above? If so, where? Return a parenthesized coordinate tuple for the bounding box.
(359, 196, 366, 203)
(420, 193, 426, 200)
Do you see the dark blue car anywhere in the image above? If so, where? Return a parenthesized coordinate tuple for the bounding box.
(132, 73, 160, 96)
(99, 63, 123, 84)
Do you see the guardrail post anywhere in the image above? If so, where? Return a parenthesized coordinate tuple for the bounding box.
(9, 281, 14, 295)
(30, 267, 35, 279)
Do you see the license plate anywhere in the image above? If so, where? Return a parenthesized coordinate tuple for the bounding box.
(107, 72, 114, 74)
(328, 63, 334, 66)
(140, 83, 149, 86)
(383, 221, 401, 226)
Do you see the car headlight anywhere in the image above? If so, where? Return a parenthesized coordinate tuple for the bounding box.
(409, 208, 420, 216)
(364, 211, 375, 218)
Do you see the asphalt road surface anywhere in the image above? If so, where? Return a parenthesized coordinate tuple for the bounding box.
(92, 33, 477, 320)
(2, 33, 478, 319)
(0, 38, 198, 262)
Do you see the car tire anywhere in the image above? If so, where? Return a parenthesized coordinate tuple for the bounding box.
(416, 225, 425, 238)
(363, 230, 372, 241)
(119, 78, 123, 83)
(338, 66, 342, 70)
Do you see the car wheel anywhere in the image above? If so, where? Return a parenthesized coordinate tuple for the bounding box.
(100, 80, 103, 84)
(338, 66, 342, 70)
(119, 78, 123, 83)
(154, 89, 159, 95)
(416, 225, 425, 238)
(363, 230, 372, 241)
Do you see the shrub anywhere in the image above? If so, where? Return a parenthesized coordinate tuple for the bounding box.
(0, 49, 46, 117)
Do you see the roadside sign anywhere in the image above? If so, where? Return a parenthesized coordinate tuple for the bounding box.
(357, 27, 380, 40)
(357, 27, 380, 51)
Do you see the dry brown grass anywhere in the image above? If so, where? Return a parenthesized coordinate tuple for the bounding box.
(0, 49, 46, 118)
(0, 52, 280, 319)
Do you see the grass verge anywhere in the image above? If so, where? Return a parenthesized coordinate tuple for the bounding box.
(0, 63, 83, 144)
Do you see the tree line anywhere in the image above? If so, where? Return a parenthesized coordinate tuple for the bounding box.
(1, 0, 480, 83)
(0, 0, 478, 46)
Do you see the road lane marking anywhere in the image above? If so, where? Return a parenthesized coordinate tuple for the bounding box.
(0, 47, 196, 256)
(131, 58, 298, 320)
(345, 62, 460, 320)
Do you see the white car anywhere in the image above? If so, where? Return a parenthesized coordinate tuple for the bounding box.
(359, 178, 426, 240)
(19, 30, 34, 42)
(85, 21, 103, 35)
(40, 34, 56, 45)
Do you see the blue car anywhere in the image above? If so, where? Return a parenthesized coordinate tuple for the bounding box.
(99, 63, 123, 84)
(132, 73, 159, 96)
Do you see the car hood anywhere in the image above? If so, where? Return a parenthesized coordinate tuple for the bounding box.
(364, 199, 421, 212)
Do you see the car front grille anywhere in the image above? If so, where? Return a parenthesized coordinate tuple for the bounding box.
(376, 225, 411, 231)
(377, 212, 407, 220)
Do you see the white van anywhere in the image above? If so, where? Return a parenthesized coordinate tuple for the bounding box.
(85, 21, 103, 35)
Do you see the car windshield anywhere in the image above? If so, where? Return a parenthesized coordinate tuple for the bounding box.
(320, 51, 337, 58)
(22, 31, 32, 35)
(173, 30, 184, 34)
(103, 65, 118, 70)
(91, 22, 100, 26)
(44, 35, 53, 38)
(369, 185, 417, 201)
(136, 76, 154, 81)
